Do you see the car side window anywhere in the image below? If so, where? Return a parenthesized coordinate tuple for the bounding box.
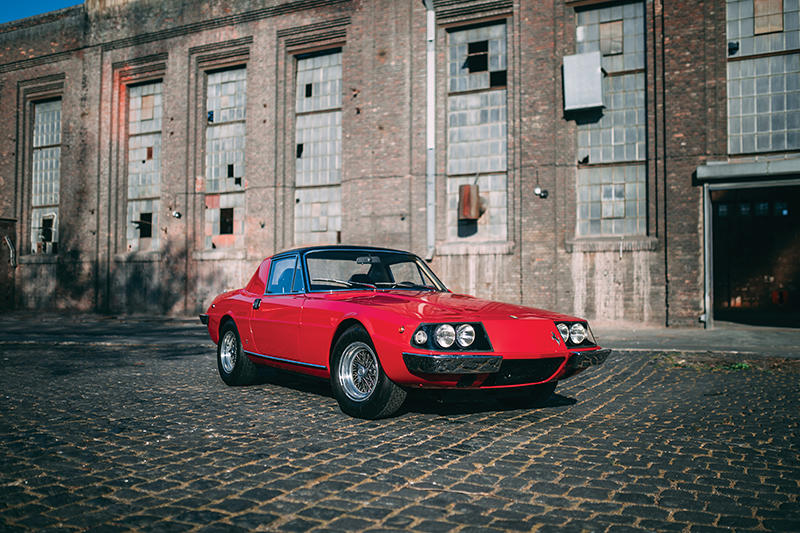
(267, 257, 296, 294)
(291, 262, 304, 293)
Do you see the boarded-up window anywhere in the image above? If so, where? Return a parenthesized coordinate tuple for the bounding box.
(141, 94, 155, 121)
(599, 20, 623, 56)
(754, 0, 784, 35)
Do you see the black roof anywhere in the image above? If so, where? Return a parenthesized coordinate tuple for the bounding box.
(271, 245, 413, 259)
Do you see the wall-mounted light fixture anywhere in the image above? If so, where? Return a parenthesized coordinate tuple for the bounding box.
(534, 186, 549, 199)
(172, 211, 182, 219)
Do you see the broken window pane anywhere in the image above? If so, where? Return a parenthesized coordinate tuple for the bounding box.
(138, 212, 152, 238)
(305, 83, 313, 98)
(490, 70, 507, 88)
(41, 217, 54, 242)
(220, 208, 234, 235)
(599, 20, 624, 56)
(465, 41, 489, 73)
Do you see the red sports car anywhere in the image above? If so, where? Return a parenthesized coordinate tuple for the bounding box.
(201, 246, 610, 419)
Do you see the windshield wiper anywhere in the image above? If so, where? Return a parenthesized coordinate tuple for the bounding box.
(312, 278, 377, 289)
(376, 282, 436, 291)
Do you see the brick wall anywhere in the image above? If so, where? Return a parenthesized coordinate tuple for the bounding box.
(0, 0, 738, 326)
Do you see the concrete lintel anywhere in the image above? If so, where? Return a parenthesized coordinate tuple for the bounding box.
(696, 158, 800, 181)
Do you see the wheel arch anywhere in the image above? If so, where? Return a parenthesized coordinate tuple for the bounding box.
(218, 314, 236, 338)
(329, 317, 369, 366)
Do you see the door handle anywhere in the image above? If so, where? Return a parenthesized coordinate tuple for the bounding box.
(253, 298, 261, 310)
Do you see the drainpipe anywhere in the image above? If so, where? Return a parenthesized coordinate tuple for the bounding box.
(423, 0, 436, 261)
(702, 183, 714, 329)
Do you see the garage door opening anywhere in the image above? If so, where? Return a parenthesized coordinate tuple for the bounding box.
(711, 185, 800, 327)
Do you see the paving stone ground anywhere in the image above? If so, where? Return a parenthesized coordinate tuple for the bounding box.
(1, 341, 799, 532)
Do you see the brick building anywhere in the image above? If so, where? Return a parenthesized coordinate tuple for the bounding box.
(0, 0, 798, 327)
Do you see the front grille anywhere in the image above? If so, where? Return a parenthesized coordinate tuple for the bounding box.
(482, 357, 565, 386)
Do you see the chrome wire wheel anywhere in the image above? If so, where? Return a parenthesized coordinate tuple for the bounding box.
(338, 341, 379, 401)
(220, 330, 237, 374)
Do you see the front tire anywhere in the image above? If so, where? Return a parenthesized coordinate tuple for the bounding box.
(217, 321, 257, 386)
(331, 326, 406, 419)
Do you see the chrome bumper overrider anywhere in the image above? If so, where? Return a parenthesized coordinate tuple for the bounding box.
(402, 352, 502, 374)
(568, 348, 611, 369)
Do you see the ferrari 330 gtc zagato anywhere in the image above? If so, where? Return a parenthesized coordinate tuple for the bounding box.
(201, 246, 610, 419)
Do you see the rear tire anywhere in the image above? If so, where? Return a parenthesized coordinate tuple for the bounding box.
(217, 321, 257, 386)
(331, 326, 406, 419)
(498, 381, 558, 409)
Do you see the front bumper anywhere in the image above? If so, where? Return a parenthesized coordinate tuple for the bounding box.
(402, 352, 502, 374)
(568, 348, 611, 370)
(401, 347, 611, 385)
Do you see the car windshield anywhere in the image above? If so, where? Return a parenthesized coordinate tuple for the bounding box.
(305, 250, 447, 292)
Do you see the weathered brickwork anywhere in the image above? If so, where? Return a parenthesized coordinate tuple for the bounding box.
(2, 0, 790, 327)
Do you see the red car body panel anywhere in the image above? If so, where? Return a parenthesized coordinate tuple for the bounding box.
(204, 247, 608, 390)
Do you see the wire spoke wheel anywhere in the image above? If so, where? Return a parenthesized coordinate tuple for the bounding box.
(338, 341, 379, 401)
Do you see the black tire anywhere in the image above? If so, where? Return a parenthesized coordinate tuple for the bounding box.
(217, 321, 257, 386)
(330, 325, 406, 419)
(498, 381, 558, 409)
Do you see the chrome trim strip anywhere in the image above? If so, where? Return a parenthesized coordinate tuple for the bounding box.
(402, 352, 497, 359)
(244, 350, 327, 370)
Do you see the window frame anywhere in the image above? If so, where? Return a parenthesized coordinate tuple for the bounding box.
(265, 255, 304, 296)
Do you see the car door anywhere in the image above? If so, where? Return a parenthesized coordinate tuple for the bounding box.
(249, 255, 305, 364)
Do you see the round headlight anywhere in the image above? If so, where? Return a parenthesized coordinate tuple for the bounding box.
(434, 324, 456, 348)
(569, 323, 586, 345)
(413, 329, 428, 345)
(556, 323, 570, 343)
(456, 324, 475, 347)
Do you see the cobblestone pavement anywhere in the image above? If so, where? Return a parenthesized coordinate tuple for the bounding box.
(1, 341, 799, 532)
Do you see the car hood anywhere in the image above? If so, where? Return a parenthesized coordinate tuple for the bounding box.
(329, 290, 583, 323)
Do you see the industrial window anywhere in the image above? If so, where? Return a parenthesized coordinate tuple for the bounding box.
(30, 99, 62, 254)
(577, 165, 646, 235)
(599, 20, 624, 55)
(727, 0, 800, 154)
(205, 67, 246, 249)
(445, 22, 508, 243)
(575, 2, 647, 236)
(754, 0, 784, 35)
(294, 49, 343, 246)
(126, 82, 163, 252)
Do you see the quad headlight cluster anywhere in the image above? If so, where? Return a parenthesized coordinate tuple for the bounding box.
(555, 322, 594, 346)
(411, 323, 489, 351)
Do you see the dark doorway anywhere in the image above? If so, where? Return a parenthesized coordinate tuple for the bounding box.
(712, 185, 800, 327)
(0, 218, 16, 310)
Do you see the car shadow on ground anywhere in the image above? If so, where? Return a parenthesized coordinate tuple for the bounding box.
(248, 367, 578, 418)
(399, 391, 577, 417)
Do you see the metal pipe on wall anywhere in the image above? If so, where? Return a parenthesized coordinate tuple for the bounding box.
(423, 0, 436, 261)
